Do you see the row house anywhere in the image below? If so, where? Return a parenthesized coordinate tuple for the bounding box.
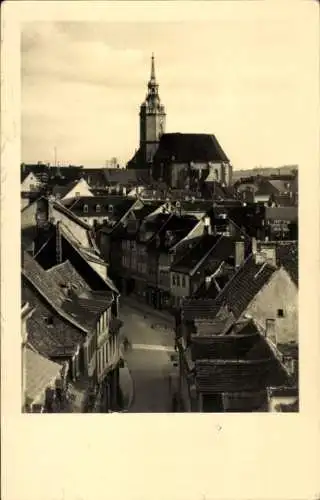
(97, 199, 164, 276)
(175, 312, 293, 412)
(22, 196, 117, 293)
(175, 239, 299, 411)
(113, 211, 198, 309)
(50, 178, 93, 201)
(21, 171, 44, 211)
(170, 215, 251, 308)
(22, 251, 122, 413)
(235, 174, 298, 207)
(62, 195, 139, 229)
(21, 301, 64, 413)
(95, 197, 145, 263)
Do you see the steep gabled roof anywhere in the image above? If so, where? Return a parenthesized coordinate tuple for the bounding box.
(153, 133, 229, 163)
(58, 226, 119, 294)
(52, 200, 92, 230)
(214, 254, 276, 318)
(171, 234, 229, 274)
(45, 260, 90, 292)
(22, 283, 84, 358)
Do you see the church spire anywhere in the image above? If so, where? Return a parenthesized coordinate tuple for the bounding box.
(150, 53, 156, 81)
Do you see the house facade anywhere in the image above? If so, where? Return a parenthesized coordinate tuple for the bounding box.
(22, 252, 123, 413)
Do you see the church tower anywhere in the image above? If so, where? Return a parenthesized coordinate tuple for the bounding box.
(139, 54, 166, 165)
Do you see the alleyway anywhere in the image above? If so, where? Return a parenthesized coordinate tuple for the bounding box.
(119, 299, 177, 413)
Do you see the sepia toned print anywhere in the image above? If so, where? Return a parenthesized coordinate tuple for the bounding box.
(21, 22, 298, 414)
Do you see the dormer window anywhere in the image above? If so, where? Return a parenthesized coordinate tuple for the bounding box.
(108, 205, 114, 214)
(96, 204, 101, 213)
(84, 205, 88, 213)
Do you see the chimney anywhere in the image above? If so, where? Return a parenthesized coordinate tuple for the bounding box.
(204, 216, 212, 235)
(205, 276, 212, 289)
(259, 242, 277, 267)
(266, 319, 277, 345)
(252, 237, 257, 255)
(235, 240, 245, 268)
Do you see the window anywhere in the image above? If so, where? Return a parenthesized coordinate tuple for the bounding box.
(108, 205, 114, 214)
(75, 192, 80, 197)
(172, 274, 176, 286)
(176, 275, 180, 287)
(181, 275, 186, 288)
(96, 204, 101, 213)
(277, 309, 284, 318)
(83, 204, 88, 213)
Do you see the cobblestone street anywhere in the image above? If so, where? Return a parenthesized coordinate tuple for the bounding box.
(119, 299, 177, 412)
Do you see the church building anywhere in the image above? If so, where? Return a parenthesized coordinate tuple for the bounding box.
(127, 54, 232, 191)
(127, 54, 166, 170)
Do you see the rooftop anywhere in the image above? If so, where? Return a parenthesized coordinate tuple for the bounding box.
(213, 254, 276, 318)
(25, 348, 63, 405)
(153, 133, 229, 163)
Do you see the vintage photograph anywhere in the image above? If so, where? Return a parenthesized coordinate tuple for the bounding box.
(21, 21, 299, 414)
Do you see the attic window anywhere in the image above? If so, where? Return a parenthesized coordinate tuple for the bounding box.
(75, 192, 80, 197)
(277, 309, 284, 318)
(96, 204, 101, 213)
(108, 205, 114, 214)
(84, 205, 88, 213)
(44, 316, 54, 326)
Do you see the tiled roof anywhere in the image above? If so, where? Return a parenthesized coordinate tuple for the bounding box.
(153, 133, 229, 163)
(45, 260, 90, 292)
(171, 234, 231, 274)
(62, 195, 136, 219)
(58, 226, 119, 294)
(25, 348, 63, 405)
(145, 213, 198, 251)
(182, 298, 221, 321)
(22, 283, 84, 358)
(195, 357, 288, 393)
(191, 331, 263, 361)
(61, 295, 112, 329)
(214, 254, 276, 318)
(22, 251, 67, 309)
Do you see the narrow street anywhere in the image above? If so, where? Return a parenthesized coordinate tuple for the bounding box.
(119, 299, 177, 412)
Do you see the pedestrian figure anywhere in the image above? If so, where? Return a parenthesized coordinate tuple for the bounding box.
(123, 336, 131, 352)
(172, 394, 178, 412)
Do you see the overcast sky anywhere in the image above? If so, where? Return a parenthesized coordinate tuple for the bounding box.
(21, 4, 317, 170)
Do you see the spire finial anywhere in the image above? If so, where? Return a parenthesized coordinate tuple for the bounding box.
(151, 52, 155, 80)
